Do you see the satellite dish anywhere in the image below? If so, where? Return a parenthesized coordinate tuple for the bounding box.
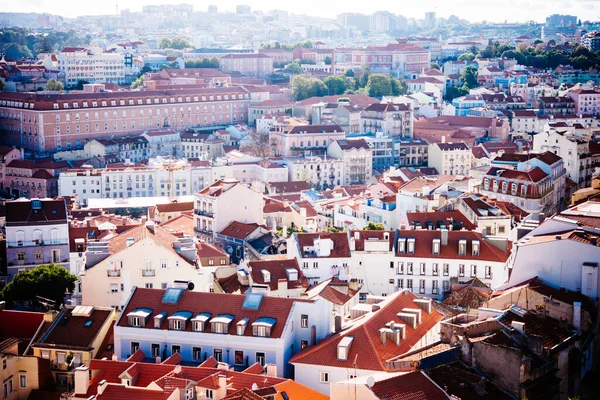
(366, 376, 375, 388)
(227, 246, 233, 254)
(187, 282, 195, 291)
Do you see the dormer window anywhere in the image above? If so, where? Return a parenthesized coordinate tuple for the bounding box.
(192, 313, 211, 332)
(252, 318, 276, 338)
(407, 238, 415, 254)
(131, 317, 140, 327)
(502, 181, 508, 193)
(210, 314, 234, 334)
(237, 318, 249, 335)
(127, 308, 152, 328)
(432, 238, 440, 255)
(521, 185, 527, 197)
(337, 336, 354, 361)
(472, 240, 480, 257)
(458, 239, 467, 256)
(168, 311, 192, 331)
(397, 237, 406, 253)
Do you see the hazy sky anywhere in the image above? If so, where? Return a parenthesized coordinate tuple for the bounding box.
(1, 0, 597, 23)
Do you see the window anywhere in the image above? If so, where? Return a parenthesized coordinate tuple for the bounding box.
(19, 374, 26, 389)
(432, 263, 439, 276)
(193, 347, 202, 361)
(419, 279, 426, 294)
(206, 389, 214, 399)
(145, 283, 153, 289)
(407, 279, 413, 290)
(213, 349, 222, 362)
(256, 352, 266, 366)
(389, 279, 395, 285)
(301, 314, 309, 328)
(152, 344, 160, 358)
(130, 342, 139, 354)
(172, 345, 181, 354)
(443, 280, 450, 292)
(301, 340, 308, 349)
(2, 359, 5, 370)
(407, 262, 413, 275)
(161, 260, 167, 269)
(472, 240, 480, 257)
(3, 377, 13, 397)
(459, 265, 465, 277)
(443, 264, 449, 276)
(234, 350, 244, 365)
(407, 238, 415, 254)
(471, 265, 477, 277)
(319, 371, 329, 383)
(397, 279, 403, 289)
(458, 240, 467, 256)
(111, 283, 119, 293)
(432, 280, 439, 295)
(485, 266, 492, 279)
(420, 263, 426, 275)
(397, 262, 404, 274)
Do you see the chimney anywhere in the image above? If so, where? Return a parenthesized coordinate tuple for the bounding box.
(266, 364, 277, 377)
(414, 299, 433, 314)
(573, 302, 582, 330)
(74, 366, 89, 395)
(397, 312, 417, 329)
(311, 325, 316, 345)
(538, 212, 546, 224)
(402, 308, 422, 324)
(145, 220, 155, 233)
(277, 278, 287, 293)
(334, 315, 342, 333)
(379, 328, 387, 345)
(97, 380, 107, 396)
(440, 228, 448, 246)
(217, 375, 228, 399)
(348, 278, 359, 292)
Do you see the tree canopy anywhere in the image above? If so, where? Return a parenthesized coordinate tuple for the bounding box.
(185, 57, 219, 68)
(44, 78, 64, 92)
(159, 37, 192, 50)
(1, 264, 77, 310)
(461, 65, 479, 89)
(366, 74, 407, 97)
(291, 76, 328, 100)
(0, 28, 90, 59)
(363, 222, 385, 230)
(323, 75, 351, 95)
(285, 61, 302, 75)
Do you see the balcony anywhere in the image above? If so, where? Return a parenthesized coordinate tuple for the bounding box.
(195, 209, 214, 218)
(7, 239, 69, 248)
(107, 270, 121, 277)
(194, 227, 213, 235)
(142, 269, 155, 277)
(329, 174, 335, 179)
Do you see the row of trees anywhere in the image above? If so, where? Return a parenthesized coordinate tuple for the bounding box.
(159, 37, 192, 50)
(291, 67, 408, 101)
(261, 40, 313, 51)
(1, 264, 77, 310)
(185, 57, 219, 69)
(0, 28, 90, 59)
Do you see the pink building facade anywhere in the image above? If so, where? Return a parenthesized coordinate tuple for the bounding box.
(0, 87, 250, 153)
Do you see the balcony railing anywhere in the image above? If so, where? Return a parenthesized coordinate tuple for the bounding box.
(142, 269, 155, 277)
(7, 239, 69, 248)
(194, 227, 214, 235)
(195, 209, 214, 218)
(107, 270, 121, 277)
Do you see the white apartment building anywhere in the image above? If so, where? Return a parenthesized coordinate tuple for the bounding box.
(287, 232, 352, 285)
(327, 139, 373, 186)
(270, 124, 346, 157)
(81, 223, 227, 309)
(359, 103, 413, 138)
(58, 47, 125, 86)
(533, 128, 595, 189)
(194, 179, 264, 240)
(279, 156, 344, 190)
(348, 229, 511, 300)
(59, 158, 213, 205)
(428, 142, 471, 175)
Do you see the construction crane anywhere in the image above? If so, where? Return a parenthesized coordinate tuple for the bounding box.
(163, 156, 186, 200)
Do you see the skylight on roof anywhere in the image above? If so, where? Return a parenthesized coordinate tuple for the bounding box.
(162, 288, 184, 304)
(242, 293, 264, 310)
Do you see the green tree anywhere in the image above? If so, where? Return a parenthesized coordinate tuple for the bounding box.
(458, 52, 475, 62)
(533, 39, 543, 45)
(363, 222, 385, 230)
(324, 75, 350, 95)
(73, 80, 89, 90)
(44, 78, 64, 92)
(359, 66, 371, 88)
(131, 75, 144, 89)
(461, 65, 479, 89)
(367, 74, 392, 97)
(547, 39, 556, 47)
(140, 65, 152, 74)
(430, 62, 441, 70)
(286, 61, 302, 74)
(291, 76, 327, 101)
(344, 69, 355, 77)
(444, 86, 468, 101)
(159, 38, 192, 50)
(35, 36, 53, 54)
(391, 77, 408, 96)
(1, 264, 77, 310)
(324, 56, 332, 65)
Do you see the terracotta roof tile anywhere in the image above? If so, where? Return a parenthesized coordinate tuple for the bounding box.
(369, 371, 451, 400)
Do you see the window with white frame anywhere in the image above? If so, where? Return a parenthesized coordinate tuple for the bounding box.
(432, 263, 439, 276)
(319, 371, 329, 383)
(459, 265, 465, 277)
(443, 263, 449, 276)
(407, 262, 413, 275)
(485, 265, 492, 279)
(420, 263, 426, 275)
(471, 265, 477, 277)
(397, 262, 404, 274)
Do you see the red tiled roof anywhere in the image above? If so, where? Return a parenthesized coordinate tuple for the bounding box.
(34, 307, 113, 351)
(6, 199, 67, 225)
(369, 371, 451, 400)
(246, 259, 308, 291)
(267, 181, 310, 194)
(406, 210, 477, 230)
(155, 201, 194, 213)
(0, 309, 44, 343)
(395, 230, 511, 263)
(290, 291, 444, 371)
(220, 221, 261, 240)
(117, 288, 304, 338)
(295, 232, 351, 258)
